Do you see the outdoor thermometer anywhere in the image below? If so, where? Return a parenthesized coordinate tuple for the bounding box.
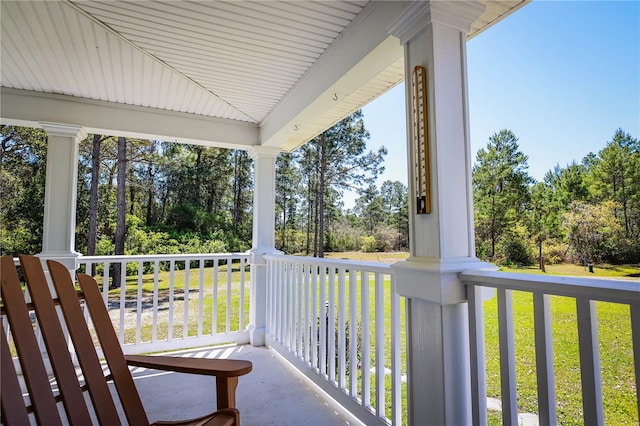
(412, 65, 431, 214)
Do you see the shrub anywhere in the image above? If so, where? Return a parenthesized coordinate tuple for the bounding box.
(373, 226, 396, 252)
(96, 237, 114, 255)
(317, 313, 362, 377)
(360, 236, 377, 252)
(276, 229, 308, 254)
(474, 238, 490, 261)
(541, 239, 569, 265)
(0, 226, 41, 256)
(498, 224, 534, 266)
(563, 201, 623, 264)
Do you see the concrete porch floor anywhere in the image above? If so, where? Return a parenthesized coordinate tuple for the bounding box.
(128, 344, 364, 426)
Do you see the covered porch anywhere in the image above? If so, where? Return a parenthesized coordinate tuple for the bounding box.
(2, 1, 639, 425)
(112, 344, 361, 426)
(59, 252, 638, 425)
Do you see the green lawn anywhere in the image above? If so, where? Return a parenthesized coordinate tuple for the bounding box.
(325, 254, 639, 424)
(484, 292, 637, 425)
(499, 262, 640, 278)
(486, 263, 638, 425)
(101, 261, 250, 343)
(102, 255, 638, 425)
(102, 259, 408, 422)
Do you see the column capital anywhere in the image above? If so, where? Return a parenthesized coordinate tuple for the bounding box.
(40, 122, 87, 140)
(248, 146, 282, 161)
(388, 0, 485, 44)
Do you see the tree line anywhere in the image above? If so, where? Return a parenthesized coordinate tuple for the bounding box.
(473, 128, 639, 266)
(0, 111, 407, 261)
(274, 110, 405, 256)
(2, 119, 637, 267)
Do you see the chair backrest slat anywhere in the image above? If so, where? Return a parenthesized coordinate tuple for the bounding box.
(2, 256, 246, 426)
(1, 325, 30, 426)
(0, 256, 62, 426)
(47, 259, 122, 425)
(77, 272, 150, 425)
(19, 255, 93, 425)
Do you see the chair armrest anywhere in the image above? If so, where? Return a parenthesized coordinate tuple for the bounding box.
(125, 355, 252, 409)
(125, 355, 252, 377)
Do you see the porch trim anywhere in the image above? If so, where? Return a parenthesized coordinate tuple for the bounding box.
(0, 87, 259, 150)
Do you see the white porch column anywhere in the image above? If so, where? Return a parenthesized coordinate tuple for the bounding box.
(248, 146, 282, 346)
(388, 2, 495, 425)
(39, 122, 87, 270)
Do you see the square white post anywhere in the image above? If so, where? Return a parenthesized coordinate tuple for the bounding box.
(388, 2, 496, 424)
(248, 147, 282, 346)
(39, 122, 86, 270)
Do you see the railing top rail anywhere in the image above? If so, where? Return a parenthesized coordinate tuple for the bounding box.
(77, 253, 249, 262)
(263, 253, 392, 274)
(460, 270, 639, 305)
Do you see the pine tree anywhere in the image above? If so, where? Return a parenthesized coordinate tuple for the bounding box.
(298, 110, 386, 257)
(587, 129, 639, 240)
(275, 152, 300, 253)
(473, 129, 533, 261)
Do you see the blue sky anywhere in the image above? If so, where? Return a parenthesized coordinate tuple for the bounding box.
(354, 0, 639, 208)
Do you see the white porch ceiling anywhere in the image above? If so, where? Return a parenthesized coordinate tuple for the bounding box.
(0, 0, 527, 151)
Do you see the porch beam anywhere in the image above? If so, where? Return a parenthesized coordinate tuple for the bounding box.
(259, 1, 407, 151)
(0, 88, 259, 150)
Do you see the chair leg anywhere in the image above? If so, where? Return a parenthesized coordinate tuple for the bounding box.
(215, 376, 238, 409)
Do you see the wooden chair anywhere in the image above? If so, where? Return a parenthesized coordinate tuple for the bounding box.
(1, 255, 253, 426)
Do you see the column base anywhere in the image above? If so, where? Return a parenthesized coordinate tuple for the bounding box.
(248, 325, 266, 347)
(247, 249, 280, 348)
(36, 251, 81, 271)
(392, 256, 497, 425)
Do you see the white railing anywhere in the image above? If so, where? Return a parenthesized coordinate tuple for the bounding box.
(264, 254, 405, 426)
(461, 271, 640, 426)
(77, 254, 250, 354)
(11, 252, 637, 425)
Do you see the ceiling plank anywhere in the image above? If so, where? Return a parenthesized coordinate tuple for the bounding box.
(260, 1, 407, 150)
